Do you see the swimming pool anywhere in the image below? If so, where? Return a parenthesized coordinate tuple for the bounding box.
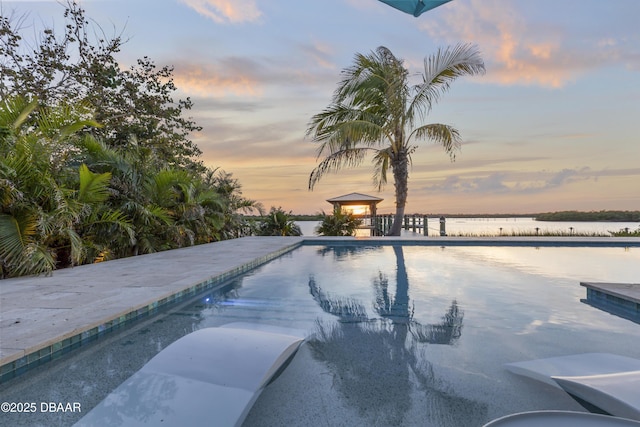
(1, 243, 639, 426)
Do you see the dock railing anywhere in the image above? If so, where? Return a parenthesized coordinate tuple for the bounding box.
(366, 214, 447, 236)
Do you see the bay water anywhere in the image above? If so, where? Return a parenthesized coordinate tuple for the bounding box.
(297, 217, 640, 237)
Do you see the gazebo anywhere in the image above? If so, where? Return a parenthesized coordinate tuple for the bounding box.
(326, 192, 384, 218)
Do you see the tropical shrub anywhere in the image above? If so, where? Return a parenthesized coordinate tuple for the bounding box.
(0, 98, 134, 277)
(258, 207, 302, 236)
(315, 210, 362, 236)
(0, 97, 261, 277)
(0, 3, 264, 277)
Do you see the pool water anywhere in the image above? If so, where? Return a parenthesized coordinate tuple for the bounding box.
(1, 244, 639, 426)
(241, 245, 640, 426)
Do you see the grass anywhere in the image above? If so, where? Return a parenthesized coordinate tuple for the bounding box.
(448, 230, 611, 237)
(610, 227, 640, 237)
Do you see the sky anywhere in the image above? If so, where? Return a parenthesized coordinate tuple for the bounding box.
(3, 0, 639, 214)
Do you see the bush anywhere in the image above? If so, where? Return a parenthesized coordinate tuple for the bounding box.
(315, 211, 362, 236)
(258, 207, 302, 236)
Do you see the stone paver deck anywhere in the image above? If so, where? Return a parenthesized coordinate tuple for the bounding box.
(0, 236, 303, 378)
(0, 235, 638, 381)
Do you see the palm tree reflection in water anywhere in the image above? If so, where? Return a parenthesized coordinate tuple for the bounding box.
(308, 245, 486, 426)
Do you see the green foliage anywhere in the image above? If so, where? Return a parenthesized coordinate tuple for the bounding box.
(0, 97, 260, 277)
(0, 1, 202, 170)
(289, 214, 325, 221)
(78, 164, 112, 204)
(204, 169, 263, 240)
(258, 207, 302, 236)
(0, 98, 138, 276)
(0, 2, 264, 277)
(536, 210, 640, 222)
(610, 227, 640, 237)
(315, 210, 363, 236)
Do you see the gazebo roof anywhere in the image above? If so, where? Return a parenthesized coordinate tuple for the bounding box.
(326, 192, 383, 204)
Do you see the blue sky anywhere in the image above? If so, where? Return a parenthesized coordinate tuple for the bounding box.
(3, 0, 639, 214)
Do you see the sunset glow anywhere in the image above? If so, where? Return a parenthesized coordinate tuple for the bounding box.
(6, 0, 639, 214)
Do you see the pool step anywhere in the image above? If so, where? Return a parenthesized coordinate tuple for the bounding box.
(581, 282, 640, 324)
(74, 323, 306, 427)
(505, 353, 640, 421)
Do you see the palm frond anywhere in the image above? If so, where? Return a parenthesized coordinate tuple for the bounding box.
(0, 213, 33, 263)
(409, 43, 485, 117)
(86, 209, 136, 246)
(196, 188, 225, 211)
(309, 147, 374, 190)
(57, 120, 102, 139)
(307, 105, 389, 150)
(0, 213, 55, 277)
(78, 164, 112, 204)
(11, 98, 39, 130)
(412, 123, 462, 160)
(372, 148, 392, 191)
(0, 177, 23, 208)
(146, 204, 173, 226)
(36, 103, 100, 141)
(14, 243, 56, 277)
(66, 228, 86, 266)
(337, 46, 407, 106)
(147, 170, 180, 207)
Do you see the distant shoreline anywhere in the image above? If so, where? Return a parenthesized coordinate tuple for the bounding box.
(279, 210, 640, 222)
(531, 210, 640, 222)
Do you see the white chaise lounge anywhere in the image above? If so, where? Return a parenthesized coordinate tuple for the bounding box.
(74, 322, 306, 427)
(503, 353, 640, 422)
(484, 410, 640, 426)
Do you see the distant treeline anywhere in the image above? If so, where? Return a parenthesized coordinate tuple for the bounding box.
(418, 213, 533, 218)
(283, 211, 640, 222)
(250, 214, 325, 221)
(290, 214, 325, 221)
(535, 211, 640, 222)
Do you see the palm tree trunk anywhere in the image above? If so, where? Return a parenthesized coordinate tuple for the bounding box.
(387, 150, 409, 236)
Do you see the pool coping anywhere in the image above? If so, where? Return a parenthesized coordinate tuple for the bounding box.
(581, 282, 640, 325)
(302, 235, 640, 246)
(0, 236, 304, 383)
(1, 235, 638, 383)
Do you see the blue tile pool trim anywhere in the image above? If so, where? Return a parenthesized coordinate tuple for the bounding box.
(302, 237, 640, 247)
(0, 241, 303, 384)
(581, 287, 640, 325)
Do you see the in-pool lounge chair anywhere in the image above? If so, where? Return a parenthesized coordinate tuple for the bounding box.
(484, 410, 640, 426)
(74, 322, 306, 427)
(503, 353, 640, 422)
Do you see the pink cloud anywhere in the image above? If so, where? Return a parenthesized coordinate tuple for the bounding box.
(418, 0, 580, 87)
(179, 0, 261, 24)
(172, 64, 263, 97)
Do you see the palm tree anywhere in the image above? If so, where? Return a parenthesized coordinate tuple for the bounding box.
(202, 169, 263, 239)
(306, 44, 485, 235)
(307, 245, 477, 425)
(258, 207, 302, 236)
(145, 169, 226, 248)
